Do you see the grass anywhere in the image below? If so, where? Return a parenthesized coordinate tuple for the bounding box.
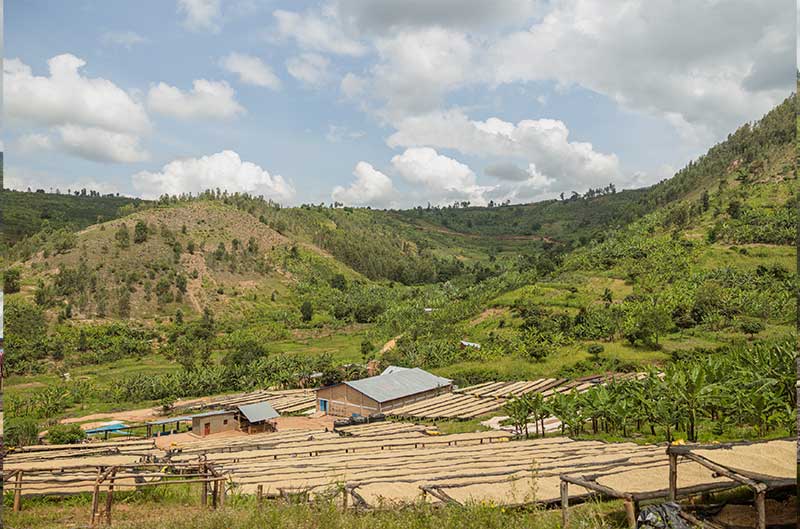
(3, 488, 628, 529)
(268, 327, 370, 364)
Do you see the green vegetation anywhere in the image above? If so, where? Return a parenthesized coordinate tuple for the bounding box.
(2, 94, 796, 454)
(506, 337, 795, 442)
(4, 492, 627, 529)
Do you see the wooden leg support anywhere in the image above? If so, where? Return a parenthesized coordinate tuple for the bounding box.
(755, 490, 766, 529)
(257, 484, 264, 508)
(623, 497, 637, 529)
(105, 470, 117, 526)
(201, 464, 208, 507)
(560, 480, 570, 529)
(668, 452, 678, 502)
(13, 471, 23, 513)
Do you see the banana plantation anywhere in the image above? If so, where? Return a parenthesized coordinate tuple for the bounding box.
(504, 336, 796, 442)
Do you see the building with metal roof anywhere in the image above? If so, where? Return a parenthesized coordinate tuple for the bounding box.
(315, 366, 453, 417)
(188, 402, 281, 437)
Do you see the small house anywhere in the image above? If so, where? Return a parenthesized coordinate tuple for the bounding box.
(190, 410, 237, 437)
(315, 366, 452, 417)
(189, 401, 280, 437)
(235, 401, 280, 434)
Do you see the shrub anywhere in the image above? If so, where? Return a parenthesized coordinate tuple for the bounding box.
(300, 301, 313, 322)
(5, 416, 40, 447)
(4, 267, 21, 293)
(47, 423, 87, 444)
(134, 220, 148, 243)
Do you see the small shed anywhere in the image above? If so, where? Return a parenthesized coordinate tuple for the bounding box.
(235, 401, 280, 434)
(190, 410, 236, 437)
(316, 366, 452, 417)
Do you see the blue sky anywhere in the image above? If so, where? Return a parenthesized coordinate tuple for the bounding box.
(3, 0, 795, 208)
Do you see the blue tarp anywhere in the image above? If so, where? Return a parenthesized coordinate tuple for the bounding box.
(85, 423, 129, 435)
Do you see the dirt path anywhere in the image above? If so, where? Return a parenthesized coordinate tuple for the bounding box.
(181, 253, 208, 314)
(380, 335, 402, 354)
(469, 308, 506, 325)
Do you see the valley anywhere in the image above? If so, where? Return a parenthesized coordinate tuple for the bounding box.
(1, 94, 797, 528)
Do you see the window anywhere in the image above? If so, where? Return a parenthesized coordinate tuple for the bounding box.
(319, 399, 329, 412)
(223, 419, 228, 425)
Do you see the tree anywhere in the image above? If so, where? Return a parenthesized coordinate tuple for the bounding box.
(115, 224, 130, 248)
(174, 309, 184, 325)
(503, 395, 534, 438)
(701, 190, 710, 212)
(300, 301, 314, 322)
(175, 274, 188, 293)
(330, 273, 347, 291)
(4, 267, 21, 293)
(360, 340, 374, 362)
(134, 221, 148, 243)
(587, 344, 604, 361)
(740, 320, 765, 339)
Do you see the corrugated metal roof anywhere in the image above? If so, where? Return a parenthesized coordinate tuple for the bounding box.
(147, 416, 191, 426)
(189, 410, 234, 419)
(345, 367, 452, 403)
(381, 365, 410, 375)
(237, 401, 279, 423)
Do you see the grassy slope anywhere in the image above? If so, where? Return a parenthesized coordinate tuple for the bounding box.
(12, 200, 365, 321)
(430, 97, 797, 381)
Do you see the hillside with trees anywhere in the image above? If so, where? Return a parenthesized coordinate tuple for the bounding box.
(2, 94, 796, 447)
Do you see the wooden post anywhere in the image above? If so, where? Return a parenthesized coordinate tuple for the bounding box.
(13, 470, 23, 512)
(560, 479, 570, 529)
(257, 484, 263, 507)
(212, 478, 219, 509)
(754, 491, 766, 529)
(90, 467, 104, 526)
(105, 468, 117, 526)
(668, 452, 678, 501)
(201, 463, 208, 507)
(218, 478, 225, 508)
(90, 483, 101, 526)
(623, 496, 637, 529)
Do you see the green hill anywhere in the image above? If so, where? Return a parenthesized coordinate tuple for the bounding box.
(2, 94, 795, 419)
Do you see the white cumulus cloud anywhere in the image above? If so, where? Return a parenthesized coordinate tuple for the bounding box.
(221, 52, 281, 89)
(132, 150, 294, 202)
(177, 0, 221, 32)
(147, 79, 244, 120)
(486, 0, 794, 143)
(4, 54, 150, 135)
(388, 109, 621, 192)
(4, 54, 151, 164)
(391, 147, 494, 206)
(332, 161, 395, 206)
(57, 125, 149, 163)
(274, 8, 366, 56)
(372, 27, 473, 117)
